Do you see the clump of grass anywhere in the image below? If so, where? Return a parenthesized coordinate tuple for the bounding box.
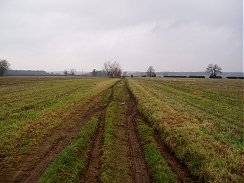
(38, 115, 100, 183)
(136, 116, 177, 183)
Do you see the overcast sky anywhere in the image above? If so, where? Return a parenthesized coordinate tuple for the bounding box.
(0, 0, 243, 72)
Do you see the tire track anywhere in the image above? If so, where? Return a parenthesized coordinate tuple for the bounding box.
(80, 86, 114, 183)
(22, 107, 106, 183)
(80, 112, 105, 183)
(126, 80, 200, 183)
(125, 83, 152, 183)
(13, 84, 117, 183)
(154, 132, 200, 183)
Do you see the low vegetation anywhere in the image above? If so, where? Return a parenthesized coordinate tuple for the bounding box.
(1, 76, 243, 183)
(135, 116, 177, 183)
(0, 77, 118, 180)
(101, 81, 133, 183)
(38, 115, 100, 183)
(128, 78, 244, 182)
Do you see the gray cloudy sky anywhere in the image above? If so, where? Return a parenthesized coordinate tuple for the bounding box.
(0, 0, 243, 72)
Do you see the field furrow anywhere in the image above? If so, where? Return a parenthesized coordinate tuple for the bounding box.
(125, 85, 152, 183)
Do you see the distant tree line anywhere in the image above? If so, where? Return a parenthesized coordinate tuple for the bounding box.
(91, 69, 107, 77)
(1, 58, 242, 79)
(6, 70, 49, 76)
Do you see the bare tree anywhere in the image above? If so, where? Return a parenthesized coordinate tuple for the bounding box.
(104, 61, 122, 77)
(206, 64, 222, 77)
(70, 69, 75, 76)
(64, 70, 68, 76)
(147, 66, 156, 77)
(0, 59, 10, 76)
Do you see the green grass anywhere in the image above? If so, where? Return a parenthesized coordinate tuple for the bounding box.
(128, 78, 244, 183)
(38, 115, 100, 183)
(0, 77, 119, 177)
(135, 116, 177, 183)
(100, 81, 133, 183)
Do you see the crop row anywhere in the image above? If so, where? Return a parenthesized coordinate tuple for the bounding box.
(0, 77, 119, 181)
(38, 80, 178, 183)
(128, 78, 243, 182)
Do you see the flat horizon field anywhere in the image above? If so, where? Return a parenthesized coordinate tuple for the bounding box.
(0, 76, 243, 183)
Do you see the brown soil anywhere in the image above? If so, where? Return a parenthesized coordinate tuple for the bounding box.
(126, 85, 152, 183)
(80, 111, 105, 183)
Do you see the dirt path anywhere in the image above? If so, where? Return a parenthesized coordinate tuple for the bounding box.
(125, 84, 152, 183)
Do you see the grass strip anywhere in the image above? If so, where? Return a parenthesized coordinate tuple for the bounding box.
(100, 81, 133, 183)
(38, 115, 100, 183)
(135, 116, 177, 183)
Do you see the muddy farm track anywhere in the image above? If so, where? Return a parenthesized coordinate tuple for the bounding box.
(2, 78, 230, 183)
(126, 88, 152, 183)
(80, 111, 105, 183)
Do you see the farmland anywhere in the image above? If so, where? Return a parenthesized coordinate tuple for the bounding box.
(128, 78, 244, 182)
(0, 77, 243, 183)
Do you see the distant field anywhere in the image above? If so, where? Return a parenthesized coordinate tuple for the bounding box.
(0, 77, 243, 183)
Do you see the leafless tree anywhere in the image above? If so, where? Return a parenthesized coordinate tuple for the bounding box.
(0, 59, 10, 76)
(70, 69, 75, 76)
(206, 64, 222, 77)
(64, 70, 68, 76)
(147, 66, 156, 77)
(104, 61, 122, 77)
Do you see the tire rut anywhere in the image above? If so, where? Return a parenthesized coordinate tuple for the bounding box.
(80, 84, 114, 183)
(126, 84, 152, 183)
(80, 111, 105, 183)
(22, 107, 106, 183)
(17, 84, 117, 183)
(154, 132, 201, 183)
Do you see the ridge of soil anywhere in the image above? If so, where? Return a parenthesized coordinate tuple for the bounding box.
(125, 84, 152, 183)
